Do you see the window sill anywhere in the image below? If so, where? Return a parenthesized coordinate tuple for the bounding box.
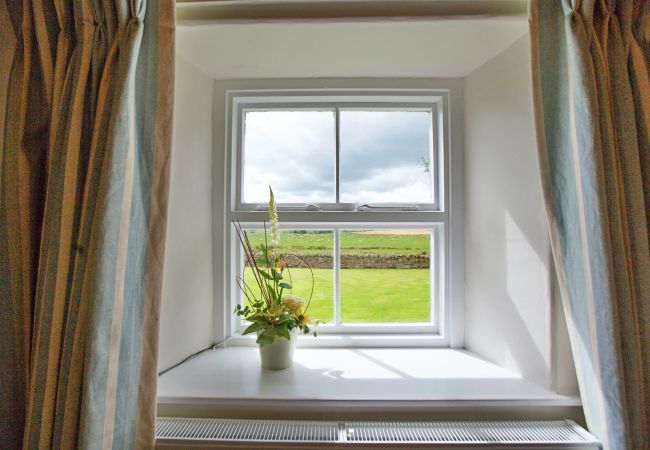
(157, 347, 582, 422)
(225, 332, 446, 348)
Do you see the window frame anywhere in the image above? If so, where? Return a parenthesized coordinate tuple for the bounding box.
(235, 100, 441, 211)
(216, 83, 464, 348)
(233, 223, 445, 334)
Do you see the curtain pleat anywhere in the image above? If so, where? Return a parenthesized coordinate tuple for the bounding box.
(529, 1, 649, 449)
(0, 1, 174, 449)
(0, 2, 26, 450)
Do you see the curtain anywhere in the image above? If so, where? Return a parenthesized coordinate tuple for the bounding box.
(529, 1, 648, 449)
(0, 1, 174, 449)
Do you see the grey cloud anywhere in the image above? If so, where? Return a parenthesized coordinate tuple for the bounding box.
(340, 111, 431, 181)
(243, 109, 432, 203)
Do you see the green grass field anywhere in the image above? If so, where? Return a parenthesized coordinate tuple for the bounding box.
(241, 229, 432, 323)
(243, 268, 430, 323)
(244, 229, 430, 255)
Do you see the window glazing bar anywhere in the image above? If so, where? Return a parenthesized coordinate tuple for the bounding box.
(335, 107, 341, 204)
(333, 229, 341, 326)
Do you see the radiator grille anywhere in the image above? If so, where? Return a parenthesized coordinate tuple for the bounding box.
(156, 418, 599, 447)
(345, 421, 589, 443)
(156, 417, 339, 442)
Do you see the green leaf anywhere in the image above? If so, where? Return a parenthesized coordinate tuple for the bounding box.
(279, 282, 292, 290)
(272, 270, 283, 281)
(242, 322, 266, 335)
(276, 323, 290, 340)
(258, 270, 273, 281)
(256, 328, 276, 345)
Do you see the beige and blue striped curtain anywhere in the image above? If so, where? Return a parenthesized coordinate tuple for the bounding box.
(529, 1, 648, 449)
(0, 1, 174, 449)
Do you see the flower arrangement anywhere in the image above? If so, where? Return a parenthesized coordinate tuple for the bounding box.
(234, 187, 319, 345)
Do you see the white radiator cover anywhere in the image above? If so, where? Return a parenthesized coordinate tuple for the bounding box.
(156, 418, 600, 449)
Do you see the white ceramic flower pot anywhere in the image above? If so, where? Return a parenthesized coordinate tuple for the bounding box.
(258, 329, 297, 370)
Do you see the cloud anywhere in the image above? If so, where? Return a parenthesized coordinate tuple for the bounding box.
(341, 166, 430, 203)
(243, 110, 433, 203)
(243, 110, 335, 202)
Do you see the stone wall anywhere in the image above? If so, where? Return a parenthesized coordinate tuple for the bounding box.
(282, 253, 429, 269)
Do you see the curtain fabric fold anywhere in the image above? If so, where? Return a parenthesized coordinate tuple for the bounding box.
(529, 1, 649, 449)
(0, 1, 174, 449)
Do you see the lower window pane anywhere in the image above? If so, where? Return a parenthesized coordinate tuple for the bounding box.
(340, 229, 431, 323)
(242, 229, 334, 323)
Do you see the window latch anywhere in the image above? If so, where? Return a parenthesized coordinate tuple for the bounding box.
(356, 204, 420, 211)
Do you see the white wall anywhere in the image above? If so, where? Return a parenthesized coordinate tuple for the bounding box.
(463, 35, 577, 393)
(158, 56, 215, 372)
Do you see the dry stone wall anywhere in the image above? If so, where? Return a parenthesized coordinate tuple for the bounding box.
(282, 253, 429, 269)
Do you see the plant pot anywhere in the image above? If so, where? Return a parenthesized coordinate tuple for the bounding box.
(258, 329, 297, 370)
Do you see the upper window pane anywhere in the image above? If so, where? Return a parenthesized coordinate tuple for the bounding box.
(339, 110, 433, 203)
(242, 110, 335, 203)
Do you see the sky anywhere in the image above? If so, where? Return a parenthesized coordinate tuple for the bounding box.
(242, 110, 433, 204)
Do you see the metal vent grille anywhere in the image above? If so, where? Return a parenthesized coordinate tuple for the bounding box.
(156, 417, 339, 442)
(345, 421, 590, 443)
(156, 418, 599, 448)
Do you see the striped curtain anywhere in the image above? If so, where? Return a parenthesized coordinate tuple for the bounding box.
(0, 1, 174, 449)
(529, 1, 648, 449)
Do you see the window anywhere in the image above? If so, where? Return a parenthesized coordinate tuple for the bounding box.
(224, 88, 461, 346)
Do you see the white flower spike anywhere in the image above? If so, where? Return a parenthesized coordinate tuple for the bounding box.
(269, 186, 279, 248)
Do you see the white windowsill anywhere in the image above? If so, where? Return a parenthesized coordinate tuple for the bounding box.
(226, 332, 447, 348)
(157, 347, 581, 420)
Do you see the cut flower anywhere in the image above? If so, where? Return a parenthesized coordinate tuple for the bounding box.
(281, 294, 306, 314)
(233, 187, 319, 345)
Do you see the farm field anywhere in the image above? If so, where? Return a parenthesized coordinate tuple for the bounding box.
(244, 229, 430, 255)
(241, 229, 432, 323)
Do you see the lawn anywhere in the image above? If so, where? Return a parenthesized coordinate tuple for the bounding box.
(340, 269, 430, 322)
(243, 268, 430, 323)
(241, 229, 432, 324)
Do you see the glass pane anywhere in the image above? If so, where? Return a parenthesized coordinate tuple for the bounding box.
(339, 229, 431, 323)
(242, 110, 335, 203)
(339, 110, 433, 203)
(242, 229, 334, 324)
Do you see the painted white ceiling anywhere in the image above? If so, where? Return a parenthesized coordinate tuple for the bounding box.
(177, 19, 528, 79)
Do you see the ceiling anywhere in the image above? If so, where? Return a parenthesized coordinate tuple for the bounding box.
(177, 19, 529, 79)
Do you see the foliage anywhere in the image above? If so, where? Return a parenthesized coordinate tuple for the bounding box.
(234, 187, 319, 346)
(418, 155, 431, 176)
